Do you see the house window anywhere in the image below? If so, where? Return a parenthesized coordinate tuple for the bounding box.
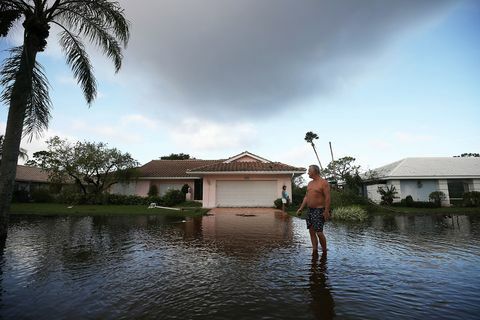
(447, 180, 466, 199)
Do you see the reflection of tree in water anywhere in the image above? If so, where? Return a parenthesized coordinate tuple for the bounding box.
(0, 238, 5, 308)
(309, 253, 335, 319)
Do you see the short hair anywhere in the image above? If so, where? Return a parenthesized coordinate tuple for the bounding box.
(309, 164, 320, 175)
(282, 185, 287, 189)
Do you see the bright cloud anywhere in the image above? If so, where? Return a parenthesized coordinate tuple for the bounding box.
(169, 118, 257, 150)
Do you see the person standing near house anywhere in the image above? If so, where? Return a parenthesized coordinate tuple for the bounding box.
(296, 165, 331, 255)
(281, 185, 290, 212)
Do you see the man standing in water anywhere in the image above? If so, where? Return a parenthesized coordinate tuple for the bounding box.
(296, 165, 331, 255)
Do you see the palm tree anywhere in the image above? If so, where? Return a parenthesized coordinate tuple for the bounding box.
(304, 131, 323, 171)
(0, 135, 28, 161)
(0, 0, 130, 240)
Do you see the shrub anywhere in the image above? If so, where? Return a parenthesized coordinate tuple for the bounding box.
(117, 194, 147, 205)
(331, 190, 368, 207)
(147, 185, 159, 197)
(405, 195, 414, 206)
(429, 191, 446, 207)
(162, 189, 185, 207)
(377, 185, 398, 205)
(12, 189, 30, 203)
(181, 184, 190, 194)
(292, 186, 306, 206)
(31, 188, 54, 203)
(274, 198, 283, 209)
(332, 205, 369, 222)
(145, 196, 164, 206)
(56, 190, 85, 204)
(463, 191, 480, 207)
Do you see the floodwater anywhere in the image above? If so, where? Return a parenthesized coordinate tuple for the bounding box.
(1, 209, 480, 319)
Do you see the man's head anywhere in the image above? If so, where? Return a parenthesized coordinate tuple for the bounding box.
(308, 165, 320, 178)
(282, 185, 287, 190)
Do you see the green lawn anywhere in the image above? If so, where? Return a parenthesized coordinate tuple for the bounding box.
(10, 203, 210, 217)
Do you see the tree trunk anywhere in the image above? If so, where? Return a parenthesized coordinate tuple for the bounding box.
(0, 43, 38, 241)
(311, 145, 323, 171)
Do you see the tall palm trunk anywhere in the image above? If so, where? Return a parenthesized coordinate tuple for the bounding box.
(311, 144, 323, 171)
(0, 43, 38, 241)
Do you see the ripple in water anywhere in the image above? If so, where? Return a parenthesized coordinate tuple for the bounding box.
(1, 210, 480, 319)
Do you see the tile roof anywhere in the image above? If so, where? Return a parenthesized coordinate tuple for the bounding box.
(365, 157, 480, 180)
(187, 161, 306, 173)
(139, 159, 223, 177)
(15, 165, 49, 182)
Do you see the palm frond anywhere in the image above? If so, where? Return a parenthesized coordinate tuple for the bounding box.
(23, 58, 52, 141)
(53, 0, 130, 47)
(55, 9, 123, 71)
(57, 27, 97, 104)
(0, 5, 22, 37)
(0, 46, 52, 141)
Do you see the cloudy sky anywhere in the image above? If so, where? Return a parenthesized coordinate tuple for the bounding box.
(1, 0, 479, 172)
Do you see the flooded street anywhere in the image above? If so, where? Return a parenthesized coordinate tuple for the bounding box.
(1, 209, 480, 319)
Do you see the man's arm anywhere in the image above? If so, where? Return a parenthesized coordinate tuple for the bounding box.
(296, 191, 308, 216)
(323, 181, 331, 220)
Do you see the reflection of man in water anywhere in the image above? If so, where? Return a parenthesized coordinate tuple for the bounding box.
(296, 165, 331, 254)
(309, 253, 335, 319)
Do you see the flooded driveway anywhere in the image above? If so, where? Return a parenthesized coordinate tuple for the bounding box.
(1, 210, 480, 319)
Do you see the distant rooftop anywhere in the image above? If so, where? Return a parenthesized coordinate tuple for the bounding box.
(16, 165, 49, 183)
(365, 157, 480, 180)
(139, 159, 222, 178)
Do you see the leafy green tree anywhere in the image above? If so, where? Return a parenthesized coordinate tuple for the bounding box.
(291, 175, 307, 206)
(454, 153, 480, 158)
(304, 131, 323, 170)
(27, 136, 139, 198)
(321, 156, 360, 184)
(377, 185, 398, 205)
(160, 153, 192, 160)
(0, 0, 129, 239)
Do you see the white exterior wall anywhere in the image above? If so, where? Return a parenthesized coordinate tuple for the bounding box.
(436, 179, 451, 206)
(110, 181, 137, 195)
(471, 179, 480, 192)
(366, 184, 385, 203)
(400, 180, 437, 201)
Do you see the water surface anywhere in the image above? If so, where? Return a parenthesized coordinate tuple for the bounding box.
(1, 209, 479, 319)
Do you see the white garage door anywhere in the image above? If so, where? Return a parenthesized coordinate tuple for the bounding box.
(216, 180, 277, 207)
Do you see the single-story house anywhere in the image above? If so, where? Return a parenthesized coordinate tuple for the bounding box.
(111, 151, 306, 208)
(362, 157, 480, 206)
(13, 165, 50, 192)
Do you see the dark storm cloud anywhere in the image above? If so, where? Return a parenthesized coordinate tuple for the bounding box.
(118, 0, 455, 117)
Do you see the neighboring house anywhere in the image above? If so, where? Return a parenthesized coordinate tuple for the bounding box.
(111, 158, 221, 200)
(111, 151, 306, 208)
(362, 157, 480, 206)
(13, 165, 50, 192)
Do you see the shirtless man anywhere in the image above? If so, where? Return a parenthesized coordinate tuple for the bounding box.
(296, 164, 331, 255)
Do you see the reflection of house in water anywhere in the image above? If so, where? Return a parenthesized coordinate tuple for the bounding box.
(181, 209, 294, 257)
(372, 214, 473, 235)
